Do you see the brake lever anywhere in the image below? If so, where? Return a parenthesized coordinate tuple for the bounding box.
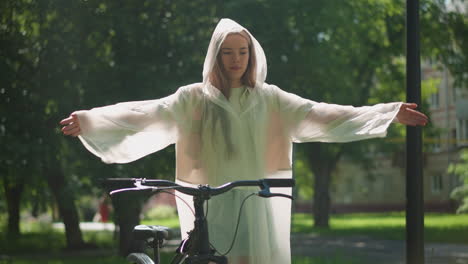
(258, 191, 294, 200)
(109, 179, 156, 196)
(258, 180, 294, 200)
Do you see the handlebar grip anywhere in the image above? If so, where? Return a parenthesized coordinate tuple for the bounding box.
(101, 178, 138, 190)
(263, 178, 295, 187)
(258, 192, 294, 200)
(103, 178, 177, 188)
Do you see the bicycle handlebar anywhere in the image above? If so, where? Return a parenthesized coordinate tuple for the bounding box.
(106, 178, 295, 199)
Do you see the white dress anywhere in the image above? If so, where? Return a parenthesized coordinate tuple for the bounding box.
(74, 18, 402, 264)
(206, 87, 278, 260)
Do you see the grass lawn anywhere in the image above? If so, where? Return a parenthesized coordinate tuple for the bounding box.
(2, 255, 129, 264)
(292, 212, 468, 244)
(141, 217, 180, 229)
(1, 212, 467, 264)
(4, 254, 365, 264)
(141, 212, 468, 244)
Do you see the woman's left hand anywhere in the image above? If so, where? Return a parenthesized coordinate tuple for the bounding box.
(396, 103, 428, 126)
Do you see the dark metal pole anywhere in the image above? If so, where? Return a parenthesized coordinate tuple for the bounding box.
(406, 1, 424, 264)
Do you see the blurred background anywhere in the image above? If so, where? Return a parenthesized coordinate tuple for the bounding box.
(1, 0, 467, 263)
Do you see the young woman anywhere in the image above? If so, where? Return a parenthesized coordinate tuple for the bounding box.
(61, 18, 427, 264)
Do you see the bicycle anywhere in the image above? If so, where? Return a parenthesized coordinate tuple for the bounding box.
(107, 178, 295, 264)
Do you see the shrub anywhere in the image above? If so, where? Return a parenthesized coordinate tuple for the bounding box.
(449, 149, 468, 214)
(143, 205, 177, 220)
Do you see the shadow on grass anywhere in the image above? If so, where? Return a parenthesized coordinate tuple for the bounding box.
(0, 230, 117, 256)
(0, 232, 65, 255)
(1, 255, 128, 264)
(3, 255, 363, 264)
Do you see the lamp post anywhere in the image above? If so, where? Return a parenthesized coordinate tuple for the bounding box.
(406, 0, 425, 263)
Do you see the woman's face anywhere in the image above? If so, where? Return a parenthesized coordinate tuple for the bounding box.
(220, 34, 250, 86)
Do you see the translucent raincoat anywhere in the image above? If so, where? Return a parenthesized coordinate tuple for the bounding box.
(75, 18, 402, 264)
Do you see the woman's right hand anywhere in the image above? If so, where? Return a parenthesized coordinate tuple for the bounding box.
(60, 113, 81, 137)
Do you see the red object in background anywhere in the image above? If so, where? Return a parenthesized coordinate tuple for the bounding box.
(98, 198, 110, 222)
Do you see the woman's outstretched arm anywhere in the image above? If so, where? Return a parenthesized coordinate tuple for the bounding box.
(269, 85, 428, 143)
(57, 85, 195, 164)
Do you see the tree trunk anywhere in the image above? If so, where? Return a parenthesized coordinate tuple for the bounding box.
(46, 166, 86, 249)
(311, 164, 331, 228)
(111, 192, 144, 256)
(306, 143, 342, 228)
(2, 176, 24, 238)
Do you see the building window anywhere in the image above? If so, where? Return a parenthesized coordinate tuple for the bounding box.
(453, 86, 458, 104)
(432, 135, 441, 152)
(430, 90, 440, 108)
(451, 129, 457, 148)
(431, 174, 443, 193)
(457, 119, 468, 146)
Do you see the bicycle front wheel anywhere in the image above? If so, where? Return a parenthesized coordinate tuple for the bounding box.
(127, 253, 155, 264)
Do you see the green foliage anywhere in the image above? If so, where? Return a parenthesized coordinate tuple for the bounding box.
(427, 3, 468, 88)
(449, 149, 468, 214)
(293, 153, 314, 200)
(143, 205, 177, 220)
(368, 57, 440, 152)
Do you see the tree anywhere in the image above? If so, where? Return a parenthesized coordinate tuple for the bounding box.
(278, 0, 409, 227)
(221, 0, 466, 227)
(65, 0, 220, 254)
(0, 0, 49, 238)
(449, 149, 468, 214)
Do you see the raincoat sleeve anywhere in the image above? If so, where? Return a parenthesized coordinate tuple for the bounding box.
(74, 86, 191, 164)
(270, 85, 402, 143)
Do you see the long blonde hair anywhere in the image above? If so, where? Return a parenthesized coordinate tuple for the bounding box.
(204, 31, 257, 158)
(209, 31, 257, 98)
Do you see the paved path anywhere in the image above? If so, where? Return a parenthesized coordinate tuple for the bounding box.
(291, 233, 468, 264)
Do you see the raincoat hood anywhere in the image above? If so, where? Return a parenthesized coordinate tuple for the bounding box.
(202, 18, 267, 94)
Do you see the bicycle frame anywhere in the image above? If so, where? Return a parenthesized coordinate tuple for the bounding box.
(108, 178, 295, 264)
(174, 194, 227, 264)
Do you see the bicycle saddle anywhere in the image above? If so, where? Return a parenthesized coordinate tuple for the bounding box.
(132, 225, 172, 241)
